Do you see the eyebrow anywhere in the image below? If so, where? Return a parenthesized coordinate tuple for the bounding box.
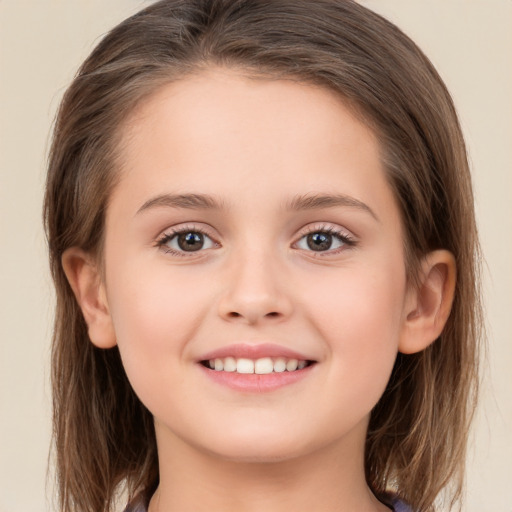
(136, 193, 225, 215)
(136, 192, 378, 221)
(286, 193, 379, 221)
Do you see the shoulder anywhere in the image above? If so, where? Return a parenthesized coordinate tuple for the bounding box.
(123, 494, 148, 512)
(122, 495, 413, 512)
(392, 497, 415, 512)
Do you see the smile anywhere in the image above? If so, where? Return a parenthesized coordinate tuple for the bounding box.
(202, 357, 312, 374)
(197, 344, 317, 392)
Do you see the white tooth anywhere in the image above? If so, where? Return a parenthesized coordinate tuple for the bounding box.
(255, 357, 273, 374)
(273, 357, 287, 373)
(214, 358, 224, 371)
(297, 360, 307, 370)
(209, 359, 215, 369)
(236, 358, 255, 374)
(286, 359, 298, 371)
(223, 356, 237, 372)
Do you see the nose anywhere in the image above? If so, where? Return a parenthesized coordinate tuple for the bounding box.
(217, 249, 293, 325)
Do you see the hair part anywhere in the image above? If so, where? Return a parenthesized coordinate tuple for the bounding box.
(44, 1, 482, 511)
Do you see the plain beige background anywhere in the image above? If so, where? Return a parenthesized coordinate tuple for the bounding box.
(0, 1, 510, 510)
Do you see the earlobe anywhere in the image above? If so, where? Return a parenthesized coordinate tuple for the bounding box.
(399, 250, 456, 354)
(61, 247, 117, 349)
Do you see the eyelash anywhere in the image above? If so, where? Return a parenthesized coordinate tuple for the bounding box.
(154, 223, 357, 257)
(293, 224, 356, 256)
(154, 225, 218, 257)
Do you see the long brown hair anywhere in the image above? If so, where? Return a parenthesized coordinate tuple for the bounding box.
(44, 1, 482, 511)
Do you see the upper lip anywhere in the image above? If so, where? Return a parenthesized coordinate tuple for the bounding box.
(198, 343, 315, 362)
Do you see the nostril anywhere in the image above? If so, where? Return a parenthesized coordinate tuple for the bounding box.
(225, 311, 280, 320)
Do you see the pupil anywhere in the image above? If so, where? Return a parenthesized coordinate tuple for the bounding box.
(178, 232, 204, 252)
(307, 232, 332, 251)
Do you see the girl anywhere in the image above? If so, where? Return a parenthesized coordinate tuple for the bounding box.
(44, 1, 482, 511)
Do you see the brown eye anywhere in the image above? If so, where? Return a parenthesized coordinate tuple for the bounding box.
(177, 232, 205, 252)
(295, 227, 354, 254)
(158, 229, 216, 255)
(306, 232, 333, 251)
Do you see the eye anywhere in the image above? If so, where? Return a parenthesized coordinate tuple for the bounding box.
(156, 228, 217, 255)
(294, 227, 355, 253)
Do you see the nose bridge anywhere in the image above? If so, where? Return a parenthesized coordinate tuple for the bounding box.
(218, 240, 292, 323)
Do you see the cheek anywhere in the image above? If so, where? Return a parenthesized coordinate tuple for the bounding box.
(308, 262, 405, 336)
(105, 262, 211, 395)
(304, 264, 406, 399)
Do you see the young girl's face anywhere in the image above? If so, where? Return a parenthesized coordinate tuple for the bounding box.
(100, 68, 413, 462)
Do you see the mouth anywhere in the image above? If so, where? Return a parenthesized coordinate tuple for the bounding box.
(200, 357, 315, 374)
(197, 344, 317, 392)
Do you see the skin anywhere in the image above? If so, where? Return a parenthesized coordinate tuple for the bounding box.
(63, 68, 456, 512)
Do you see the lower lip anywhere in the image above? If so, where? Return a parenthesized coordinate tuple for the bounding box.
(198, 363, 315, 393)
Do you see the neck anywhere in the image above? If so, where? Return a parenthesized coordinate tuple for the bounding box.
(149, 421, 390, 512)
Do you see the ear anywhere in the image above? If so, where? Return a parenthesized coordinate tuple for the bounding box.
(399, 250, 456, 354)
(61, 247, 117, 349)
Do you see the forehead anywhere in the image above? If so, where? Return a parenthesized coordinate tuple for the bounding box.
(111, 67, 397, 222)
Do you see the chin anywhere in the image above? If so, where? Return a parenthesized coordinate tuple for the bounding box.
(196, 426, 312, 464)
(208, 443, 305, 465)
